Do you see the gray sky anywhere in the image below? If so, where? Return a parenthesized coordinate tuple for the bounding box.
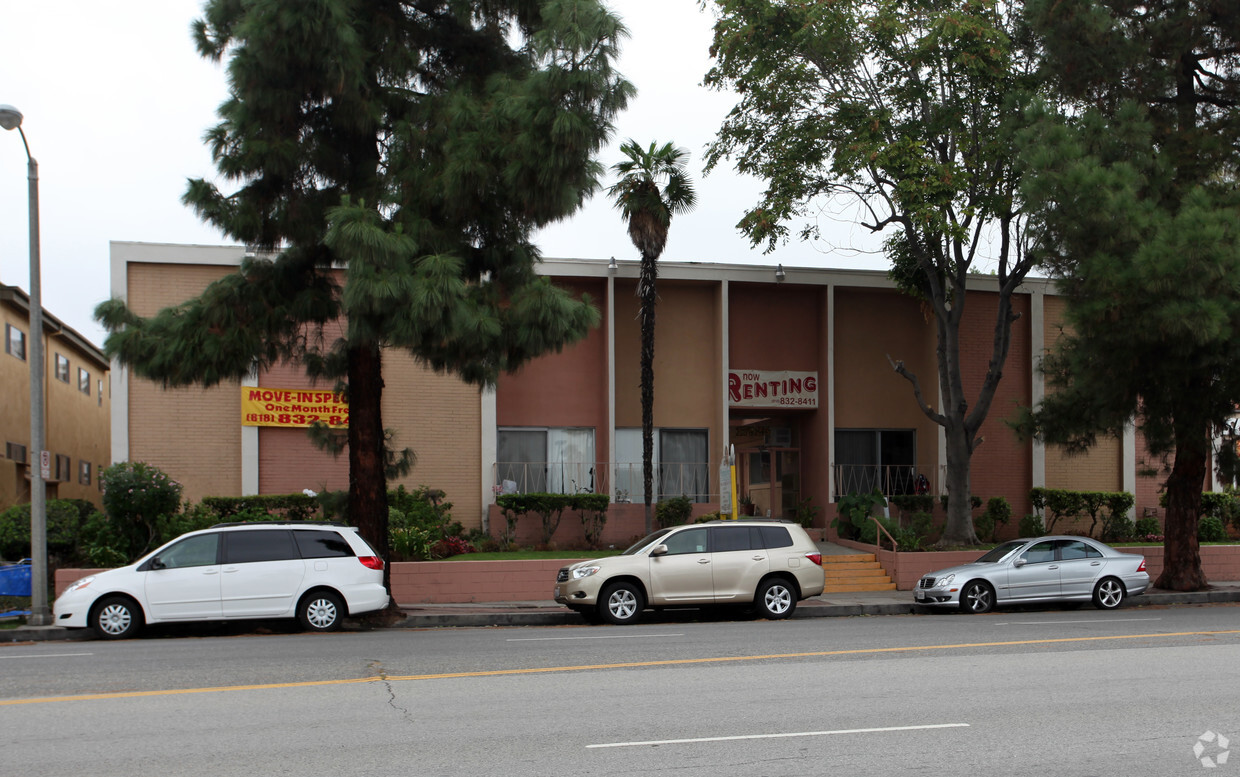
(0, 1, 883, 348)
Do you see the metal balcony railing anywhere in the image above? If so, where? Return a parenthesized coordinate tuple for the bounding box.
(833, 464, 933, 499)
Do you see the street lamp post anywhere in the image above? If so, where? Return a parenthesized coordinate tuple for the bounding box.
(0, 104, 50, 627)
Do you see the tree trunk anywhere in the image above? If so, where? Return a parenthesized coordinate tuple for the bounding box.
(347, 341, 392, 596)
(639, 250, 657, 533)
(939, 422, 979, 545)
(1155, 437, 1208, 591)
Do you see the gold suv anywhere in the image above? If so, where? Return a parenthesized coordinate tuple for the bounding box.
(554, 520, 826, 624)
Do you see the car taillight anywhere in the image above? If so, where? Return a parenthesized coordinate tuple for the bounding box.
(805, 552, 823, 566)
(1137, 559, 1146, 572)
(358, 556, 384, 570)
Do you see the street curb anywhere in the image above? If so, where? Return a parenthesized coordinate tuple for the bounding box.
(5, 588, 1236, 641)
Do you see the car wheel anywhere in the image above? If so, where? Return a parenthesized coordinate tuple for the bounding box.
(598, 582, 644, 625)
(1092, 577, 1126, 610)
(298, 590, 345, 632)
(91, 596, 143, 640)
(959, 581, 995, 614)
(756, 578, 796, 619)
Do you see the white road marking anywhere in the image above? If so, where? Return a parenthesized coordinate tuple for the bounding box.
(0, 652, 94, 659)
(587, 723, 970, 749)
(507, 634, 684, 642)
(995, 618, 1161, 626)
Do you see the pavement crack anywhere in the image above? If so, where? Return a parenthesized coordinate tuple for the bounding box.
(367, 659, 414, 723)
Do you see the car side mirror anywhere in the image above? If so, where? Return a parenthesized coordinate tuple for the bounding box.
(650, 544, 668, 557)
(150, 557, 166, 570)
(1013, 558, 1026, 568)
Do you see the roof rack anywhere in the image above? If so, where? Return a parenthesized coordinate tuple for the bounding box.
(208, 521, 349, 529)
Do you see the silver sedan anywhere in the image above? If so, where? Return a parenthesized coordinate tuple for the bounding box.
(914, 536, 1150, 613)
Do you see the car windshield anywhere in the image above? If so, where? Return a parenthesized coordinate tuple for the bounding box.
(975, 540, 1026, 563)
(622, 528, 674, 555)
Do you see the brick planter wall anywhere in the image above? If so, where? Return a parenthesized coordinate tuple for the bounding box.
(832, 538, 1240, 590)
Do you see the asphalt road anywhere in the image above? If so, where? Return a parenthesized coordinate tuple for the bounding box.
(3, 604, 1239, 776)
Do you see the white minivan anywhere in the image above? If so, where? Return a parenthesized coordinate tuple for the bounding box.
(53, 522, 390, 639)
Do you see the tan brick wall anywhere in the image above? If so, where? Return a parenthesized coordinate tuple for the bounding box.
(382, 350, 483, 530)
(1041, 296, 1123, 494)
(127, 263, 241, 503)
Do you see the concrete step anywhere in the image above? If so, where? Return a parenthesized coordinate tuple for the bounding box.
(822, 554, 876, 564)
(821, 581, 899, 593)
(824, 567, 889, 580)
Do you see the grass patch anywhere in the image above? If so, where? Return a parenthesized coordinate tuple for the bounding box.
(433, 549, 622, 561)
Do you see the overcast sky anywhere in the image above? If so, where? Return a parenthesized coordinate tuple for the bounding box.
(0, 1, 884, 348)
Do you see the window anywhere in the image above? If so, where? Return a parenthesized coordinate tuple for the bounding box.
(224, 530, 298, 563)
(78, 367, 90, 394)
(1019, 540, 1057, 565)
(1057, 539, 1102, 560)
(98, 379, 104, 406)
(54, 454, 71, 482)
(616, 428, 710, 503)
(54, 353, 70, 382)
(497, 427, 596, 494)
(662, 527, 708, 555)
(711, 525, 759, 552)
(834, 429, 918, 497)
(156, 534, 220, 569)
(5, 442, 27, 464)
(295, 530, 355, 558)
(79, 460, 91, 485)
(5, 324, 25, 361)
(98, 463, 105, 491)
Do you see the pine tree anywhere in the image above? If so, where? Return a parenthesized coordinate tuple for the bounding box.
(96, 0, 633, 588)
(1020, 0, 1240, 590)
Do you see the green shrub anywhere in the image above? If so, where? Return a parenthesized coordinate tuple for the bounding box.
(1199, 515, 1228, 542)
(655, 496, 693, 528)
(0, 500, 85, 562)
(200, 493, 317, 521)
(1018, 513, 1045, 537)
(834, 489, 887, 541)
(1103, 515, 1135, 543)
(793, 496, 820, 529)
(1133, 516, 1162, 540)
(975, 497, 1012, 543)
(889, 494, 935, 515)
(573, 493, 609, 548)
(101, 462, 184, 560)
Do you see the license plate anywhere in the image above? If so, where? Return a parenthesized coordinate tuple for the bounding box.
(915, 592, 927, 602)
(554, 586, 561, 599)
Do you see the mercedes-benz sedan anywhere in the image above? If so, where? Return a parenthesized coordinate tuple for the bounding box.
(915, 536, 1149, 614)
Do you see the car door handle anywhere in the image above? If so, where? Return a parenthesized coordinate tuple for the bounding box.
(222, 566, 240, 573)
(1091, 561, 1101, 566)
(697, 558, 710, 564)
(752, 555, 766, 561)
(1048, 565, 1059, 570)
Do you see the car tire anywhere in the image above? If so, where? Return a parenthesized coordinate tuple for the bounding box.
(298, 590, 346, 632)
(756, 577, 797, 619)
(91, 595, 144, 640)
(959, 580, 995, 614)
(1092, 577, 1126, 610)
(598, 582, 644, 625)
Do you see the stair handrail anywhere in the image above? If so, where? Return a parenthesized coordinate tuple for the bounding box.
(868, 515, 899, 590)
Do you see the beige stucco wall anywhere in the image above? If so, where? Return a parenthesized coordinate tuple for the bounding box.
(1, 296, 109, 510)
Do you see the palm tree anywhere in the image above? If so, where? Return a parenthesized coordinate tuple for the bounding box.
(608, 140, 696, 532)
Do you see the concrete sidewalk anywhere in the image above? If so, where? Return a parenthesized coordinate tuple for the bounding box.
(6, 583, 1239, 642)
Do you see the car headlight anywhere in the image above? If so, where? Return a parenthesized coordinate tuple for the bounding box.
(936, 574, 955, 587)
(61, 575, 96, 595)
(572, 565, 601, 580)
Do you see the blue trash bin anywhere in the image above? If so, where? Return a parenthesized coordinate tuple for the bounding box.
(0, 559, 32, 597)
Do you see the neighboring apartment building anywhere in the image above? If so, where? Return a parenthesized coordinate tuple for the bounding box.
(1, 285, 110, 511)
(109, 240, 1204, 540)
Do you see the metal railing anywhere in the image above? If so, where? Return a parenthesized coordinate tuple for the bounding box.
(492, 461, 713, 502)
(833, 464, 934, 499)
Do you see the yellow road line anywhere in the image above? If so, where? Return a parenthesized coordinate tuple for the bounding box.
(5, 629, 1238, 706)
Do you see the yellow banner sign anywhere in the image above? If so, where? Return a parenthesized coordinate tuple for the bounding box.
(241, 387, 349, 428)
